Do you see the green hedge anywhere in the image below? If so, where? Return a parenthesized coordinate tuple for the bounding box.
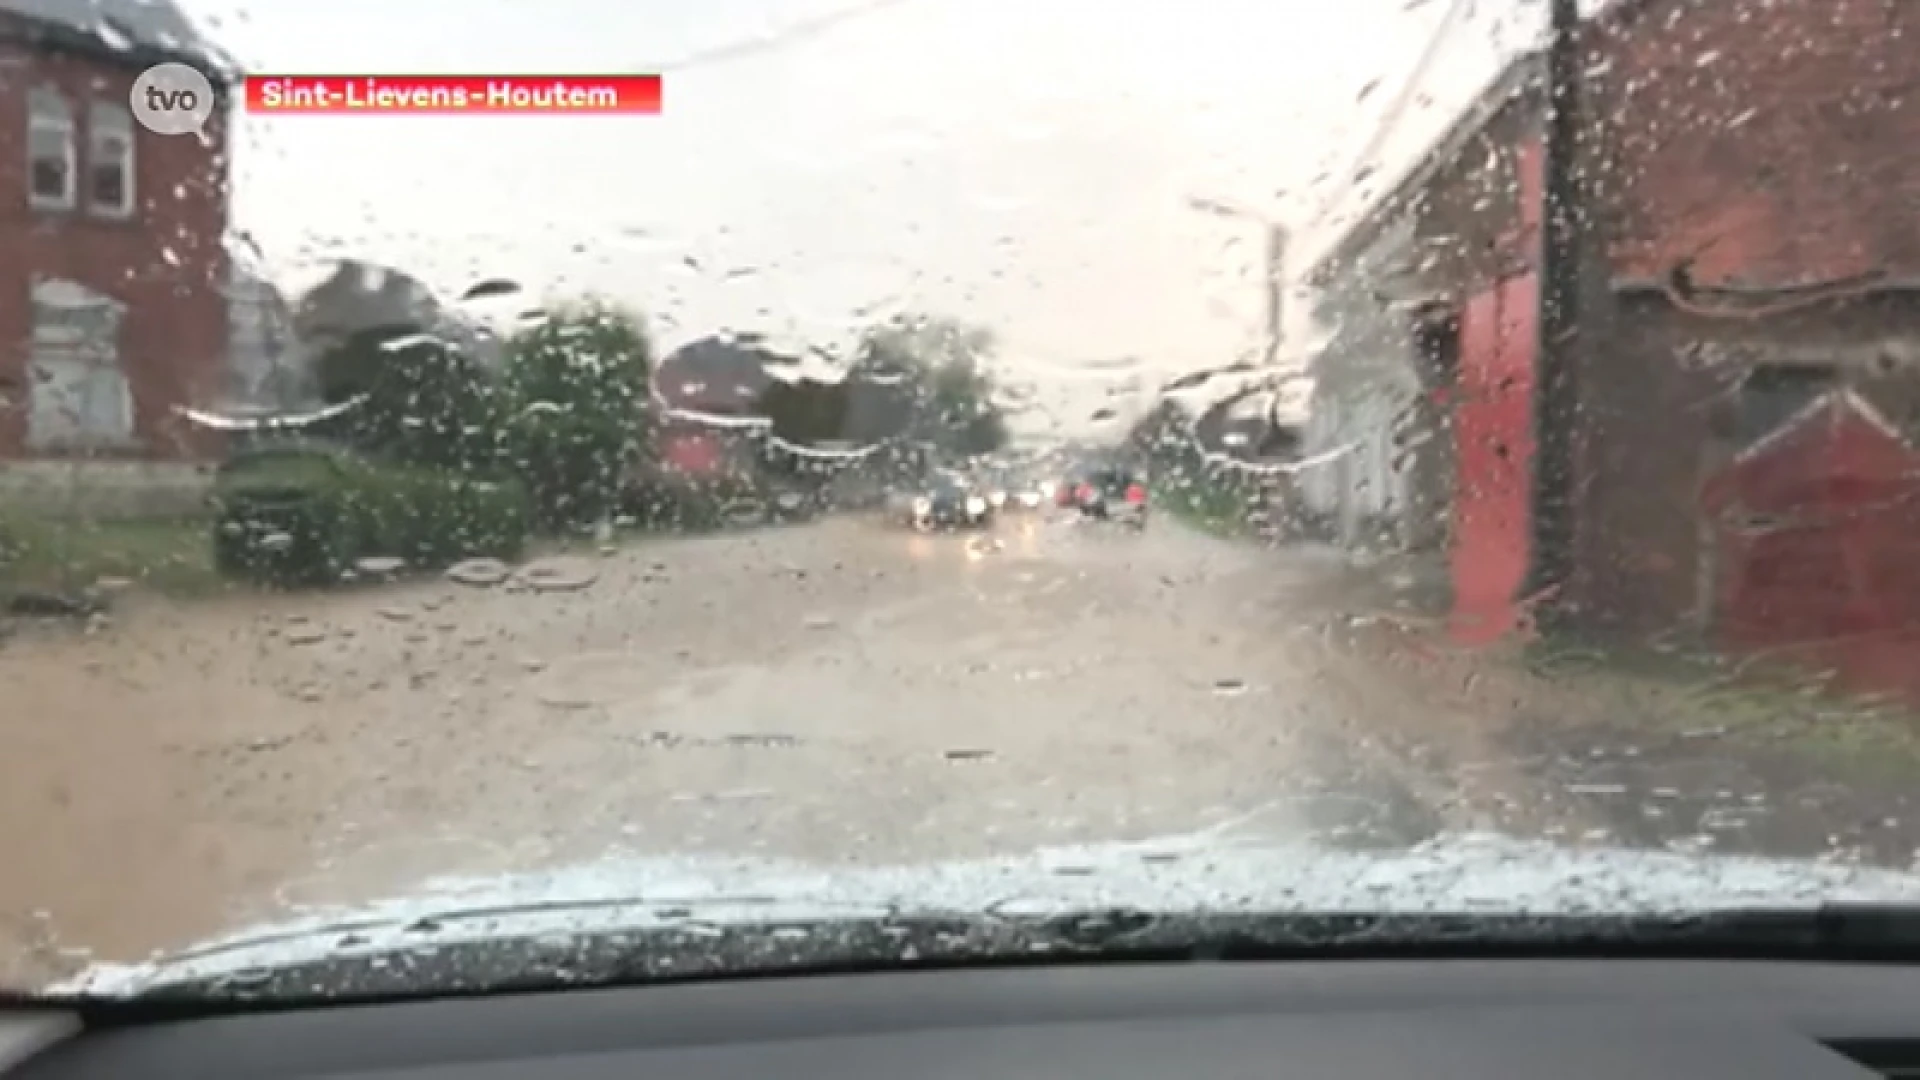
(211, 448, 529, 586)
(1151, 463, 1263, 537)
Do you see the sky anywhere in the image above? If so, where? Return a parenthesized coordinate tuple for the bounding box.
(183, 0, 1546, 435)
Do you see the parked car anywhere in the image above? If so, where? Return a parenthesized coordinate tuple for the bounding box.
(901, 471, 995, 531)
(1060, 464, 1149, 528)
(208, 440, 530, 583)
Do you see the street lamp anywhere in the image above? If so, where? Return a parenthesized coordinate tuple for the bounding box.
(1184, 196, 1289, 369)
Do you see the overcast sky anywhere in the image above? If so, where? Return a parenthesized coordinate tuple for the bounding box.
(183, 0, 1544, 435)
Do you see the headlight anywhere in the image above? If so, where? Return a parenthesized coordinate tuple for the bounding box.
(988, 490, 1007, 508)
(1018, 490, 1041, 507)
(912, 497, 931, 515)
(965, 496, 987, 515)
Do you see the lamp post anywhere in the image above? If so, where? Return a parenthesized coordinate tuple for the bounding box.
(1184, 196, 1289, 369)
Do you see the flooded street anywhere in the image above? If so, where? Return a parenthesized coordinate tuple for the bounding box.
(7, 511, 1917, 987)
(0, 513, 1550, 983)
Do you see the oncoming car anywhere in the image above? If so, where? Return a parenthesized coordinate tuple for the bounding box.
(980, 468, 1049, 513)
(903, 472, 995, 531)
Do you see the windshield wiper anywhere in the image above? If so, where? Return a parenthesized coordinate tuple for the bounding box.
(101, 903, 1920, 1010)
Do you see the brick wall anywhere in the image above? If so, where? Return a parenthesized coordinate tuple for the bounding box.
(1562, 0, 1920, 631)
(1588, 0, 1920, 286)
(0, 36, 231, 462)
(1402, 0, 1920, 325)
(1311, 0, 1920, 634)
(1570, 290, 1920, 633)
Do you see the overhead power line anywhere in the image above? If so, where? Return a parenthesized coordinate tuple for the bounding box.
(1310, 0, 1476, 231)
(657, 0, 921, 74)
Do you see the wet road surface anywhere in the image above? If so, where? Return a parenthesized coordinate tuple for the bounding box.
(0, 512, 1610, 982)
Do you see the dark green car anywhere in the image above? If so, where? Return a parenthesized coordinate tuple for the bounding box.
(209, 440, 530, 585)
(209, 441, 370, 584)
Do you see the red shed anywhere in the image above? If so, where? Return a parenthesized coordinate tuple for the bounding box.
(1701, 389, 1920, 702)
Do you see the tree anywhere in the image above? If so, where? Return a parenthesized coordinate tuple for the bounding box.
(1124, 398, 1193, 465)
(850, 314, 1009, 456)
(503, 301, 655, 528)
(313, 323, 507, 473)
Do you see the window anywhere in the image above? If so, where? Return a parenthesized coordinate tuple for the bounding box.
(88, 102, 135, 217)
(26, 279, 135, 451)
(27, 88, 75, 210)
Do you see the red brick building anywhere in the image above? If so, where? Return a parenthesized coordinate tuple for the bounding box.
(1304, 0, 1920, 655)
(0, 0, 234, 463)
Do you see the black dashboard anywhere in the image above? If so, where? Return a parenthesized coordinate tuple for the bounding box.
(5, 959, 1920, 1079)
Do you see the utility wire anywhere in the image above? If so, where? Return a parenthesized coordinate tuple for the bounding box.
(1309, 0, 1476, 232)
(656, 0, 922, 74)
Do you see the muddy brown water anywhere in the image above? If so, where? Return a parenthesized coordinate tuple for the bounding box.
(0, 514, 1596, 987)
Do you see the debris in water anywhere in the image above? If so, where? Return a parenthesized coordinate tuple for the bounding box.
(376, 606, 413, 622)
(445, 558, 512, 587)
(537, 691, 598, 711)
(725, 733, 800, 748)
(515, 556, 598, 593)
(9, 590, 102, 618)
(669, 789, 774, 802)
(1211, 678, 1247, 696)
(284, 626, 328, 645)
(354, 556, 407, 576)
(944, 748, 994, 761)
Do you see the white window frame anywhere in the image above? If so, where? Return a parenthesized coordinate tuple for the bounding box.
(27, 88, 76, 211)
(86, 101, 136, 219)
(25, 279, 136, 452)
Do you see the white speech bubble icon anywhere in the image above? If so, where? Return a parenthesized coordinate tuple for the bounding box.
(130, 63, 215, 136)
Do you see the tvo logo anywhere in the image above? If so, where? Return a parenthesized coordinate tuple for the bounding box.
(129, 62, 215, 136)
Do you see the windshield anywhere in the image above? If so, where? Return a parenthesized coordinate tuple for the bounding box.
(4, 0, 1920, 1000)
(1085, 468, 1139, 493)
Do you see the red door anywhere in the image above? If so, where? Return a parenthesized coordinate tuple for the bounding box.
(1449, 273, 1538, 644)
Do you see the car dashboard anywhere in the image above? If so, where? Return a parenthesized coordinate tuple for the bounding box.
(6, 959, 1920, 1079)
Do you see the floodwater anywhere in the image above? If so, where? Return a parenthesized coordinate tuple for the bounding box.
(4, 511, 1914, 985)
